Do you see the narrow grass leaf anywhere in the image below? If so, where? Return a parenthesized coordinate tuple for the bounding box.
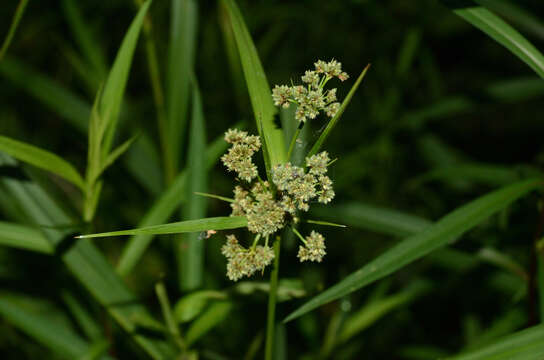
(174, 290, 227, 323)
(165, 0, 197, 180)
(445, 324, 544, 360)
(100, 0, 151, 155)
(311, 202, 431, 238)
(0, 171, 173, 358)
(0, 0, 30, 61)
(0, 221, 52, 254)
(61, 291, 102, 340)
(0, 58, 90, 132)
(284, 178, 541, 322)
(178, 79, 208, 290)
(78, 216, 247, 239)
(0, 293, 89, 358)
(0, 135, 85, 190)
(220, 0, 286, 168)
(185, 301, 233, 346)
(116, 125, 239, 276)
(60, 0, 108, 78)
(338, 281, 430, 344)
(308, 64, 370, 157)
(100, 134, 138, 175)
(442, 1, 544, 79)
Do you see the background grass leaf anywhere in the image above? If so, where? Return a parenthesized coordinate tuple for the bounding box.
(284, 178, 541, 322)
(220, 0, 286, 169)
(0, 135, 85, 190)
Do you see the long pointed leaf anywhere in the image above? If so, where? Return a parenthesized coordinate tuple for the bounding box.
(0, 0, 29, 61)
(100, 0, 151, 155)
(0, 221, 52, 254)
(308, 64, 371, 157)
(178, 79, 207, 290)
(220, 0, 286, 169)
(446, 324, 544, 360)
(284, 178, 541, 322)
(442, 1, 544, 79)
(0, 135, 85, 190)
(78, 216, 247, 239)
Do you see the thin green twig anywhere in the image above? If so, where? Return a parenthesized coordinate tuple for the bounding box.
(265, 236, 281, 360)
(155, 281, 186, 351)
(286, 127, 302, 161)
(0, 0, 30, 61)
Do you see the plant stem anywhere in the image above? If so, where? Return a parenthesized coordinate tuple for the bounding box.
(286, 127, 302, 161)
(155, 281, 186, 352)
(265, 236, 281, 360)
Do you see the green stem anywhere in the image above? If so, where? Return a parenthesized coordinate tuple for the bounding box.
(291, 227, 307, 245)
(155, 281, 186, 352)
(0, 0, 29, 61)
(265, 236, 281, 360)
(287, 127, 302, 161)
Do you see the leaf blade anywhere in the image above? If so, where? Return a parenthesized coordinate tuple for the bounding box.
(78, 216, 248, 239)
(284, 178, 541, 322)
(0, 135, 85, 190)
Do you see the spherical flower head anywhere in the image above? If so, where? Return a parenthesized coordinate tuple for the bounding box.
(306, 151, 330, 175)
(272, 85, 291, 108)
(246, 196, 285, 237)
(221, 129, 261, 182)
(298, 231, 326, 262)
(325, 102, 340, 118)
(221, 235, 242, 259)
(252, 245, 275, 271)
(301, 70, 319, 88)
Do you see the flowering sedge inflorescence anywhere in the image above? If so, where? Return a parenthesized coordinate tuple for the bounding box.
(218, 60, 348, 281)
(272, 59, 349, 123)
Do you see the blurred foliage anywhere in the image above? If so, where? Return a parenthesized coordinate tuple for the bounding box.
(1, 0, 544, 359)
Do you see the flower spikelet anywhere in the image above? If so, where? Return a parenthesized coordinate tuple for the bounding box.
(221, 129, 261, 182)
(222, 235, 275, 281)
(298, 231, 326, 262)
(272, 59, 349, 123)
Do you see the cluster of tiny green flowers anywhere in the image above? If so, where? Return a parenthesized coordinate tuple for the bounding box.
(221, 130, 334, 280)
(297, 231, 326, 262)
(272, 151, 335, 211)
(221, 129, 261, 182)
(272, 59, 349, 122)
(231, 181, 285, 237)
(221, 235, 274, 281)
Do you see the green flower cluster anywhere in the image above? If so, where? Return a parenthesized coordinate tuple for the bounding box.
(272, 59, 349, 122)
(220, 129, 335, 281)
(221, 235, 274, 281)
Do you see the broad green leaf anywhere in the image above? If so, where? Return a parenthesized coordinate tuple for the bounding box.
(165, 0, 197, 181)
(0, 221, 52, 254)
(78, 216, 247, 239)
(446, 324, 544, 360)
(178, 80, 207, 290)
(116, 126, 236, 276)
(0, 293, 90, 358)
(0, 0, 30, 61)
(0, 135, 85, 190)
(284, 178, 541, 322)
(0, 164, 173, 358)
(99, 0, 151, 155)
(220, 0, 286, 169)
(185, 301, 233, 346)
(174, 290, 227, 323)
(308, 64, 371, 157)
(442, 1, 544, 79)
